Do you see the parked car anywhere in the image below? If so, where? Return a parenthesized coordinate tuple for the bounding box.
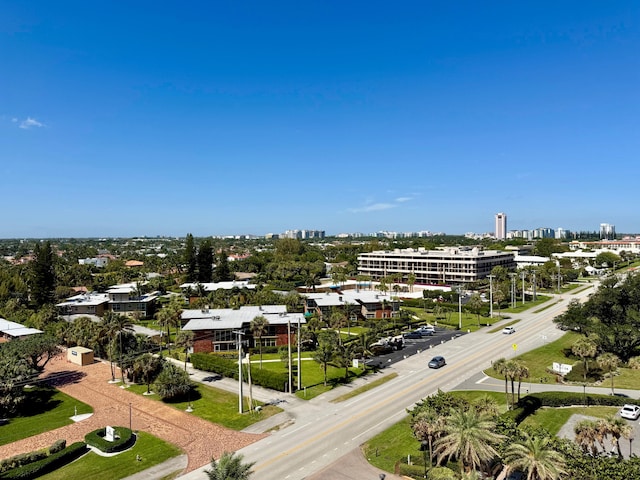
(428, 356, 446, 369)
(417, 325, 435, 336)
(619, 404, 640, 420)
(502, 326, 516, 334)
(403, 330, 422, 339)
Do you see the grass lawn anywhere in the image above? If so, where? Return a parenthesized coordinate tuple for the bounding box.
(501, 295, 551, 314)
(485, 331, 580, 382)
(125, 382, 282, 430)
(0, 386, 93, 446)
(364, 416, 417, 473)
(599, 367, 640, 391)
(331, 373, 398, 403)
(520, 406, 619, 435)
(40, 431, 183, 480)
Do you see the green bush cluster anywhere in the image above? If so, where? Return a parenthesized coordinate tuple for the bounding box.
(503, 391, 631, 424)
(84, 427, 134, 454)
(250, 367, 289, 391)
(191, 353, 237, 378)
(0, 442, 87, 479)
(48, 439, 66, 455)
(191, 353, 289, 391)
(0, 452, 47, 475)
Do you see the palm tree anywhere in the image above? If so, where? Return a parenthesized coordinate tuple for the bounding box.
(100, 312, 123, 382)
(606, 415, 632, 458)
(112, 313, 134, 384)
(493, 358, 511, 409)
(514, 360, 529, 402)
(503, 432, 567, 480)
(328, 309, 347, 345)
(412, 408, 445, 468)
(572, 337, 597, 381)
(133, 353, 163, 394)
(175, 330, 194, 371)
(249, 315, 269, 369)
(314, 331, 337, 386)
(574, 419, 599, 455)
(434, 409, 505, 474)
(206, 451, 254, 480)
(597, 352, 620, 395)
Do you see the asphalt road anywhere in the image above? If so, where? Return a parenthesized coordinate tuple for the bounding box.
(179, 284, 601, 480)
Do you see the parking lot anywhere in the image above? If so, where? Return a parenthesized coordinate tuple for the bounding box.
(368, 328, 467, 368)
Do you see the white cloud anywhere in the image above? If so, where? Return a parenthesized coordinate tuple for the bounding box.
(348, 203, 396, 213)
(11, 118, 17, 123)
(395, 197, 412, 203)
(19, 117, 45, 129)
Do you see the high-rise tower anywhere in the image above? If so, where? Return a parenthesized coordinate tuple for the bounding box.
(495, 213, 507, 240)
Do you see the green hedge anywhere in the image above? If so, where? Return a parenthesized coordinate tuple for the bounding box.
(502, 391, 631, 424)
(0, 439, 66, 474)
(191, 353, 289, 392)
(0, 442, 87, 479)
(84, 427, 134, 454)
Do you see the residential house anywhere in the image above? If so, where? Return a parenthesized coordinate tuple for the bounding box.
(0, 318, 43, 342)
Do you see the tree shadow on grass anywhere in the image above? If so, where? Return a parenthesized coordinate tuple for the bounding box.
(15, 386, 61, 417)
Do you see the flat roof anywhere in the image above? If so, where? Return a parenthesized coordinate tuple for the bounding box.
(182, 306, 305, 331)
(180, 280, 256, 291)
(0, 318, 43, 337)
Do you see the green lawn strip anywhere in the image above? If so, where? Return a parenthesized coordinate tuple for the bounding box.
(330, 373, 398, 403)
(501, 295, 551, 314)
(520, 406, 619, 435)
(598, 368, 640, 391)
(448, 390, 509, 411)
(39, 431, 182, 480)
(403, 306, 488, 332)
(363, 416, 417, 473)
(485, 331, 580, 382)
(533, 300, 562, 314)
(125, 383, 282, 430)
(0, 386, 93, 446)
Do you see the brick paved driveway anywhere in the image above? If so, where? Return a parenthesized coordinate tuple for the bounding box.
(0, 354, 265, 473)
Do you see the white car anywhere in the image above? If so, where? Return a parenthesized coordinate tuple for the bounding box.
(620, 404, 640, 420)
(502, 326, 516, 335)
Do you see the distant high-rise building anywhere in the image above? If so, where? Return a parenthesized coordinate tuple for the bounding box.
(600, 223, 616, 240)
(495, 213, 507, 240)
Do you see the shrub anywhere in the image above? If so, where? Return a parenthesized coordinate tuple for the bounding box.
(84, 427, 134, 454)
(154, 362, 192, 400)
(0, 442, 87, 479)
(48, 439, 66, 455)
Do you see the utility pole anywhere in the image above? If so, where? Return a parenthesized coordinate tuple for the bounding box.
(509, 273, 516, 308)
(521, 270, 526, 305)
(487, 275, 495, 318)
(297, 316, 302, 391)
(246, 353, 253, 412)
(287, 320, 293, 394)
(532, 271, 537, 301)
(236, 331, 244, 414)
(457, 286, 462, 330)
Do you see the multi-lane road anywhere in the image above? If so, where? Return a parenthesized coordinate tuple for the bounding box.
(180, 285, 596, 480)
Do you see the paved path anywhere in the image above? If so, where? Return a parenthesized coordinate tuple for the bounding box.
(0, 353, 265, 474)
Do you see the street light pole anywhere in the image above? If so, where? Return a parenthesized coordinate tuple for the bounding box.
(422, 440, 428, 478)
(487, 275, 495, 318)
(235, 331, 244, 414)
(457, 286, 462, 330)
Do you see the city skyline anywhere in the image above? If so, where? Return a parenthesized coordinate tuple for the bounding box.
(2, 2, 638, 238)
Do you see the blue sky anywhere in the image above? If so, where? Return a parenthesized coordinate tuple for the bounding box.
(1, 1, 638, 238)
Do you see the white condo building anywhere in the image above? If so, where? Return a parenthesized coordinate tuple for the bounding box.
(495, 213, 507, 240)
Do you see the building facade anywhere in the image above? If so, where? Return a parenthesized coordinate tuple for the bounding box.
(357, 247, 516, 285)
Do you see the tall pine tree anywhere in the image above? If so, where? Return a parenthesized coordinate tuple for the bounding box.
(213, 250, 232, 282)
(31, 241, 56, 307)
(197, 239, 213, 283)
(184, 233, 197, 282)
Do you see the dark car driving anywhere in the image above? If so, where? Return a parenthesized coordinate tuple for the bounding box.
(428, 356, 446, 369)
